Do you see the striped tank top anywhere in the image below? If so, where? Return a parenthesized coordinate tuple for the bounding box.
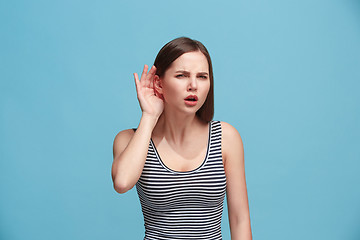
(135, 120, 227, 240)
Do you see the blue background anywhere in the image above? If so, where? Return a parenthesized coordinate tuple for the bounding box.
(1, 0, 359, 239)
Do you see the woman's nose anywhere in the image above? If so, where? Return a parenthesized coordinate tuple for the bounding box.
(188, 78, 198, 91)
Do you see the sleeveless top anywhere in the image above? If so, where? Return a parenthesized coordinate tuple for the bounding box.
(135, 120, 227, 240)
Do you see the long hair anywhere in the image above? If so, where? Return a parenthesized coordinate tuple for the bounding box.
(153, 37, 214, 122)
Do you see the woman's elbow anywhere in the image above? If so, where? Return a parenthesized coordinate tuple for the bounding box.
(113, 184, 129, 194)
(112, 176, 133, 194)
(111, 161, 137, 194)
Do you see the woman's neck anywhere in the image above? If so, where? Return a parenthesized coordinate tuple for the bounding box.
(153, 111, 203, 146)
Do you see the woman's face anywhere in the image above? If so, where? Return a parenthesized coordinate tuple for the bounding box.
(159, 51, 210, 115)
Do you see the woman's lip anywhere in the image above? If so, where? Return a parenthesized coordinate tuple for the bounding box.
(185, 95, 198, 101)
(184, 99, 197, 106)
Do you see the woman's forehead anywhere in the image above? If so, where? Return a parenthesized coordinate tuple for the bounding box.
(169, 52, 209, 72)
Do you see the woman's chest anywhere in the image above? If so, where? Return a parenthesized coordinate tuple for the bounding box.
(137, 169, 227, 211)
(137, 140, 227, 211)
(154, 140, 208, 172)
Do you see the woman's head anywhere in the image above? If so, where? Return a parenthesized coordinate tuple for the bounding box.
(154, 37, 214, 122)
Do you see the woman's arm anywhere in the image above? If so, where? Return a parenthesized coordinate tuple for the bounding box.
(222, 121, 252, 240)
(111, 65, 164, 193)
(112, 115, 158, 193)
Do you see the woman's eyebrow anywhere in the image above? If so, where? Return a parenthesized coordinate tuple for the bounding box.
(175, 70, 190, 73)
(197, 72, 209, 75)
(175, 70, 208, 75)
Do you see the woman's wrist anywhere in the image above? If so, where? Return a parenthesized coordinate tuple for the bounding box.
(139, 113, 159, 130)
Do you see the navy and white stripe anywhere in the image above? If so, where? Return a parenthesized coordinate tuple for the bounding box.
(136, 120, 227, 240)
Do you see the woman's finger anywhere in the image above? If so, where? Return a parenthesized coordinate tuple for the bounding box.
(144, 65, 154, 88)
(134, 72, 141, 93)
(147, 65, 157, 78)
(141, 65, 149, 87)
(146, 65, 157, 90)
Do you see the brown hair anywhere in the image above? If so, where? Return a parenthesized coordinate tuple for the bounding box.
(154, 37, 214, 123)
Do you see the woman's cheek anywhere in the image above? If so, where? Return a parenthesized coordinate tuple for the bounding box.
(202, 82, 210, 99)
(161, 88, 174, 103)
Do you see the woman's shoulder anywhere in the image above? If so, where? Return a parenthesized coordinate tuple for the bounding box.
(114, 128, 136, 141)
(214, 120, 242, 138)
(216, 120, 243, 146)
(113, 128, 136, 158)
(216, 121, 244, 162)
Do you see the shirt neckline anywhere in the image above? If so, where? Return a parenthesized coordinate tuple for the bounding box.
(150, 121, 212, 174)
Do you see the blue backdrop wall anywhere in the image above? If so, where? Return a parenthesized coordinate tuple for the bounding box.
(1, 0, 359, 239)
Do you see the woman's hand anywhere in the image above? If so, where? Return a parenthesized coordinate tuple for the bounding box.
(134, 65, 164, 119)
(112, 65, 163, 194)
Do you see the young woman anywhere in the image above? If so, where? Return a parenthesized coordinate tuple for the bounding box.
(112, 37, 252, 240)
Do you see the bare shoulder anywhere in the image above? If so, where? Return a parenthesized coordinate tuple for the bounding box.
(220, 121, 243, 143)
(113, 129, 135, 159)
(220, 121, 244, 162)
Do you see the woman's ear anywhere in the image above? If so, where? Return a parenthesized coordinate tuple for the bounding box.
(153, 75, 164, 99)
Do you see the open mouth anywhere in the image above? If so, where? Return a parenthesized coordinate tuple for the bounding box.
(184, 95, 198, 101)
(184, 95, 198, 106)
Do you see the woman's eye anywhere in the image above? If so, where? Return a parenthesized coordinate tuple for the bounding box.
(176, 74, 185, 78)
(199, 75, 208, 79)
